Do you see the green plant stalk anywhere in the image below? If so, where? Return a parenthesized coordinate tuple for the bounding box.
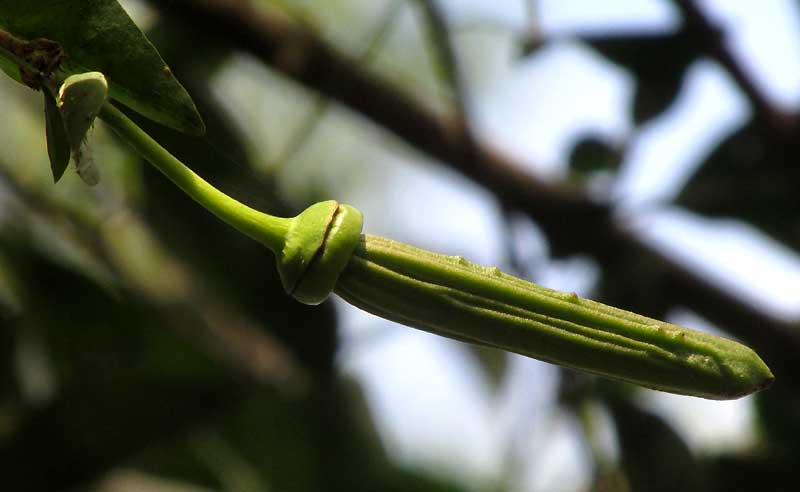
(99, 103, 288, 252)
(98, 102, 361, 305)
(98, 102, 773, 400)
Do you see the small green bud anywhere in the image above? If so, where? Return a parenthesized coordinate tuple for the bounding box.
(58, 72, 108, 185)
(58, 72, 108, 147)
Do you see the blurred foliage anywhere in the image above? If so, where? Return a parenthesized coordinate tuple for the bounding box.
(676, 124, 800, 250)
(567, 134, 624, 179)
(583, 30, 701, 125)
(609, 399, 703, 492)
(0, 0, 799, 491)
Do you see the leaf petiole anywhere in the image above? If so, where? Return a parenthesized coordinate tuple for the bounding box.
(98, 102, 289, 254)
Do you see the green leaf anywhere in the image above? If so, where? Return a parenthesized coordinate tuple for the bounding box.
(43, 86, 70, 182)
(609, 399, 703, 492)
(0, 47, 19, 82)
(676, 124, 800, 251)
(568, 135, 624, 177)
(0, 0, 205, 135)
(755, 381, 800, 457)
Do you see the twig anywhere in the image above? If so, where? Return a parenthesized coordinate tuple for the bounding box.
(413, 0, 471, 126)
(674, 0, 797, 135)
(272, 0, 403, 171)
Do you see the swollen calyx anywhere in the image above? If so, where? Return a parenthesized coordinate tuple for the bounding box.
(276, 200, 363, 305)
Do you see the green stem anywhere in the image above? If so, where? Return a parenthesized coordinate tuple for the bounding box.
(98, 103, 289, 253)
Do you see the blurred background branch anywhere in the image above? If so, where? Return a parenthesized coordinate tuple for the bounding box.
(674, 0, 797, 135)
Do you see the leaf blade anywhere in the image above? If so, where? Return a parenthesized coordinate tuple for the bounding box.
(0, 0, 205, 135)
(43, 86, 70, 182)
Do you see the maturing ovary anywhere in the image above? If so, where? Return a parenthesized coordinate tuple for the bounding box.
(331, 234, 773, 400)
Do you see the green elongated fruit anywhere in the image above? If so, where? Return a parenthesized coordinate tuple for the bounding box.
(96, 102, 773, 400)
(58, 72, 108, 186)
(43, 86, 70, 182)
(334, 235, 774, 400)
